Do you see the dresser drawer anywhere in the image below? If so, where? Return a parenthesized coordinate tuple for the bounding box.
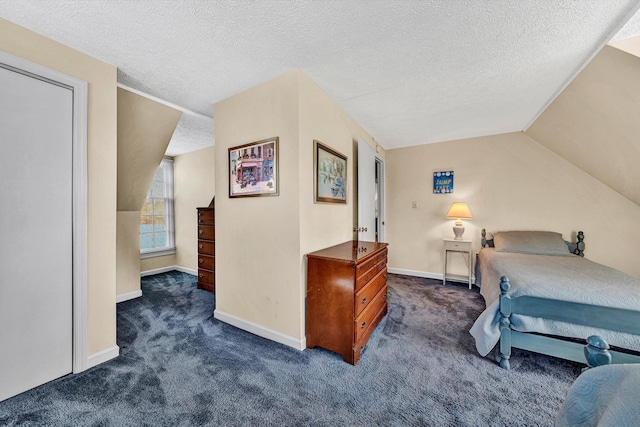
(197, 269, 215, 292)
(354, 285, 388, 343)
(197, 269, 214, 285)
(197, 209, 214, 225)
(197, 240, 215, 255)
(197, 254, 215, 271)
(378, 250, 388, 270)
(355, 267, 376, 292)
(198, 225, 215, 241)
(355, 255, 377, 280)
(352, 294, 388, 364)
(377, 248, 388, 264)
(354, 268, 387, 317)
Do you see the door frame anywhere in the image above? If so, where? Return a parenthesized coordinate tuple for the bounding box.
(357, 138, 386, 242)
(0, 50, 89, 373)
(375, 155, 386, 243)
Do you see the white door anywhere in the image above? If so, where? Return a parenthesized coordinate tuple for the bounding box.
(357, 139, 385, 242)
(0, 65, 73, 401)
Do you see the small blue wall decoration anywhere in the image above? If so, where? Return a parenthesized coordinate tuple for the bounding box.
(433, 171, 454, 194)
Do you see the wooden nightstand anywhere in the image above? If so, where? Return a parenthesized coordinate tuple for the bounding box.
(443, 239, 473, 289)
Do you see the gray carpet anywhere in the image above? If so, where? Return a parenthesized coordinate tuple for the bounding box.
(0, 272, 582, 426)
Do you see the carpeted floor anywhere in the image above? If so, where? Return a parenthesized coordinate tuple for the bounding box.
(0, 272, 583, 426)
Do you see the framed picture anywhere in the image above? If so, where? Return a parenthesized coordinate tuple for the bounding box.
(433, 171, 454, 194)
(229, 137, 279, 198)
(314, 140, 347, 204)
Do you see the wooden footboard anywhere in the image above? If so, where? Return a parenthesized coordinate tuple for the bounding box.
(498, 276, 640, 370)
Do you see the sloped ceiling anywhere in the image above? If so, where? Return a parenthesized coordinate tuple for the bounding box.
(526, 45, 640, 206)
(2, 0, 640, 155)
(117, 88, 182, 211)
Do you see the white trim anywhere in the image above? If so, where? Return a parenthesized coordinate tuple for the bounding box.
(388, 267, 476, 285)
(0, 50, 89, 374)
(375, 153, 386, 243)
(140, 266, 177, 277)
(117, 83, 211, 119)
(175, 266, 197, 276)
(140, 265, 197, 277)
(140, 248, 176, 259)
(214, 310, 305, 351)
(86, 345, 120, 369)
(116, 290, 143, 303)
(388, 268, 443, 280)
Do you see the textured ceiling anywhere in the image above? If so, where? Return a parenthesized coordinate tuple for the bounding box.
(2, 0, 640, 155)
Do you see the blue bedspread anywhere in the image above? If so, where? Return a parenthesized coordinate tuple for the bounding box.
(555, 364, 640, 426)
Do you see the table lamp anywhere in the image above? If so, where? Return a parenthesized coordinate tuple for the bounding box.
(446, 202, 472, 240)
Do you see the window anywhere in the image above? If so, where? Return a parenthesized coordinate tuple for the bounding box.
(140, 159, 175, 257)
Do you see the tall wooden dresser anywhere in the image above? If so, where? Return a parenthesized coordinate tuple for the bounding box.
(196, 199, 215, 292)
(306, 240, 389, 365)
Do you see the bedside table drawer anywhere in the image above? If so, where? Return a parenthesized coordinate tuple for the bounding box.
(443, 240, 471, 251)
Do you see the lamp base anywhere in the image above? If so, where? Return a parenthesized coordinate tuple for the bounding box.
(453, 221, 465, 240)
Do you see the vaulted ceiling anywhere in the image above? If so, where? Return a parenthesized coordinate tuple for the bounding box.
(2, 1, 640, 155)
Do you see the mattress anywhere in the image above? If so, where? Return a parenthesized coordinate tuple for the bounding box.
(469, 248, 640, 356)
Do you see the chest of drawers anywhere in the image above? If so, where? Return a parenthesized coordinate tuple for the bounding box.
(306, 240, 389, 365)
(197, 206, 215, 292)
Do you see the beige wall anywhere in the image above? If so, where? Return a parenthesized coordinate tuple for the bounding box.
(140, 253, 177, 273)
(0, 18, 117, 354)
(526, 45, 640, 206)
(116, 212, 141, 295)
(215, 70, 302, 339)
(116, 88, 181, 297)
(214, 70, 378, 343)
(174, 146, 216, 272)
(386, 132, 640, 278)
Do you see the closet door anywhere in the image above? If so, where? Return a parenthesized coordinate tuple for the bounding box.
(0, 65, 73, 401)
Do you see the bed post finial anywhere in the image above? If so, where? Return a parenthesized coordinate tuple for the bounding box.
(498, 276, 512, 370)
(584, 335, 611, 369)
(575, 231, 585, 257)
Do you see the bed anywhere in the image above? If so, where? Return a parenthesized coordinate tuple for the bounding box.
(469, 229, 640, 370)
(555, 363, 640, 426)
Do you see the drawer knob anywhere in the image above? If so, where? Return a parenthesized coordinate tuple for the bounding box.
(382, 262, 386, 268)
(365, 264, 370, 270)
(365, 274, 369, 281)
(383, 293, 388, 300)
(199, 244, 203, 249)
(199, 273, 204, 278)
(199, 230, 203, 234)
(384, 274, 388, 279)
(199, 259, 203, 264)
(198, 212, 202, 216)
(361, 297, 367, 305)
(360, 321, 366, 329)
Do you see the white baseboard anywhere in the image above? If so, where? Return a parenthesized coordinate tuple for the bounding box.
(214, 309, 305, 351)
(140, 266, 176, 277)
(174, 266, 197, 276)
(388, 267, 476, 285)
(388, 268, 443, 280)
(140, 265, 197, 277)
(87, 345, 119, 369)
(116, 290, 142, 303)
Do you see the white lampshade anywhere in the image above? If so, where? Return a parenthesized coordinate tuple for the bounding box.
(446, 202, 472, 240)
